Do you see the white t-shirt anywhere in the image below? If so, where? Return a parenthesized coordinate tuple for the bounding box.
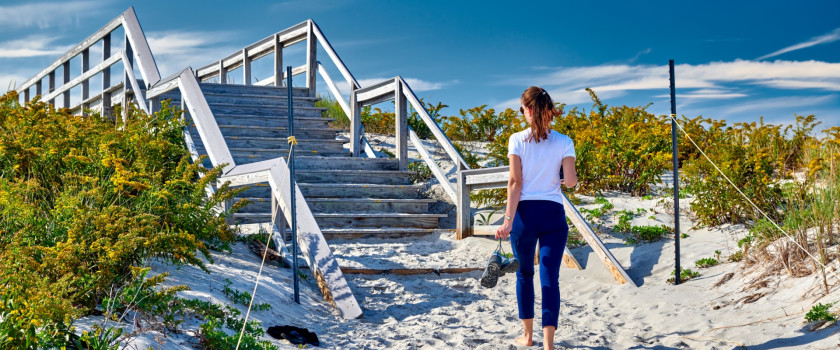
(507, 129, 575, 204)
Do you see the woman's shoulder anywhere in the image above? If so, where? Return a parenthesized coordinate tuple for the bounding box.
(549, 130, 573, 144)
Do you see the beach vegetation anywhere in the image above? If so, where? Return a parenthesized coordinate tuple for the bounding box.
(0, 92, 241, 347)
(668, 268, 700, 284)
(804, 302, 837, 324)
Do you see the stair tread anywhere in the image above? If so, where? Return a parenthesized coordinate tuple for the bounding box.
(236, 197, 435, 203)
(224, 136, 346, 143)
(202, 92, 319, 100)
(234, 212, 447, 218)
(213, 114, 330, 121)
(208, 103, 326, 110)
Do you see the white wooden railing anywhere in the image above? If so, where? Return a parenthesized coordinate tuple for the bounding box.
(146, 68, 363, 319)
(17, 7, 159, 117)
(457, 166, 635, 286)
(180, 19, 470, 204)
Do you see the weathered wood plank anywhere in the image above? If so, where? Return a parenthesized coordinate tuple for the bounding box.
(121, 51, 149, 114)
(395, 79, 408, 171)
(253, 65, 306, 86)
(121, 6, 160, 87)
(178, 68, 235, 172)
(561, 192, 634, 285)
(350, 85, 361, 157)
(310, 20, 360, 89)
(409, 127, 458, 203)
(400, 76, 469, 170)
(306, 21, 317, 96)
(265, 160, 362, 319)
(355, 79, 396, 104)
(19, 11, 122, 90)
(41, 54, 122, 103)
(457, 164, 471, 239)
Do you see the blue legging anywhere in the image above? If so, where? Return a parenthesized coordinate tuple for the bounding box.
(510, 200, 568, 329)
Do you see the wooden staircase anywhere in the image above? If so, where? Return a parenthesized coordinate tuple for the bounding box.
(187, 83, 448, 240)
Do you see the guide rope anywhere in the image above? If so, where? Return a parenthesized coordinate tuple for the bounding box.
(668, 114, 840, 285)
(235, 138, 297, 350)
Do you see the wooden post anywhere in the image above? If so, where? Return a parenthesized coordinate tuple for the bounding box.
(123, 33, 133, 120)
(23, 89, 29, 103)
(272, 190, 288, 242)
(349, 86, 361, 157)
(218, 60, 226, 84)
(242, 49, 251, 85)
(395, 78, 408, 171)
(48, 71, 55, 107)
(62, 61, 70, 108)
(456, 163, 471, 239)
(35, 81, 41, 98)
(273, 34, 283, 87)
(81, 48, 90, 114)
(102, 32, 111, 117)
(306, 20, 317, 96)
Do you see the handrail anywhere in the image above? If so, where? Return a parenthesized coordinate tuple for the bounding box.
(18, 7, 159, 115)
(456, 166, 635, 286)
(148, 67, 363, 319)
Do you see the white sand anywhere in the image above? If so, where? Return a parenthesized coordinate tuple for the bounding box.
(87, 133, 840, 349)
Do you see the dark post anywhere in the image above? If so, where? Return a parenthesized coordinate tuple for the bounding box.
(287, 66, 300, 303)
(669, 60, 681, 285)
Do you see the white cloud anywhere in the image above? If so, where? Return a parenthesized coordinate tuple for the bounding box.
(498, 59, 840, 110)
(757, 27, 840, 60)
(0, 35, 71, 58)
(0, 1, 103, 29)
(720, 95, 837, 117)
(1, 74, 28, 93)
(145, 31, 240, 78)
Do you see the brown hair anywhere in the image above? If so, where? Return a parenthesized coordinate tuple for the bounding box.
(520, 86, 558, 143)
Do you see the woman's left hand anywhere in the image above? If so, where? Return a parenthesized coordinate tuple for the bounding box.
(496, 221, 512, 240)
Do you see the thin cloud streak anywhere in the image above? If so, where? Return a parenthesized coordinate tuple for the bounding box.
(0, 35, 71, 58)
(757, 27, 840, 60)
(0, 1, 103, 29)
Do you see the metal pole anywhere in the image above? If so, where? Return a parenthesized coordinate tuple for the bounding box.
(669, 59, 681, 285)
(287, 65, 299, 303)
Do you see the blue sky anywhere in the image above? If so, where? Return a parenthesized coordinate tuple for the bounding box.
(1, 0, 838, 129)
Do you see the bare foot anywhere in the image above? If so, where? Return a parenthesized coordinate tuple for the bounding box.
(515, 335, 533, 346)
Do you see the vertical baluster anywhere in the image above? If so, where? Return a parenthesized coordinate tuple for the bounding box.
(81, 48, 90, 115)
(102, 32, 111, 117)
(219, 60, 226, 84)
(395, 78, 408, 170)
(62, 61, 70, 108)
(35, 80, 42, 98)
(48, 71, 55, 107)
(124, 33, 133, 120)
(242, 49, 251, 86)
(273, 34, 283, 87)
(350, 85, 361, 157)
(24, 88, 30, 103)
(306, 20, 317, 96)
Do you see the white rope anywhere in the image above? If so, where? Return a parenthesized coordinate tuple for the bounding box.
(668, 114, 840, 285)
(235, 142, 295, 350)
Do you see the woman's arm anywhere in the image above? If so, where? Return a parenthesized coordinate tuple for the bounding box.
(561, 156, 577, 188)
(496, 154, 523, 239)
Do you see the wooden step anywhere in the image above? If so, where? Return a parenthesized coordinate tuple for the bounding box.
(202, 93, 319, 106)
(213, 114, 332, 128)
(320, 227, 442, 239)
(233, 182, 421, 198)
(233, 212, 445, 228)
(221, 137, 346, 151)
(295, 170, 412, 185)
(201, 147, 349, 159)
(207, 125, 339, 139)
(208, 105, 326, 118)
(199, 83, 309, 97)
(235, 197, 434, 214)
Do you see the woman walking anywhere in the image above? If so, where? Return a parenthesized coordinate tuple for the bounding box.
(496, 86, 577, 349)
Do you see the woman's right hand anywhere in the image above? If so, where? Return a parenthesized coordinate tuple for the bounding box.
(496, 221, 512, 240)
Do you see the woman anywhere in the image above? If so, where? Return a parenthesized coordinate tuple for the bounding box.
(496, 86, 577, 350)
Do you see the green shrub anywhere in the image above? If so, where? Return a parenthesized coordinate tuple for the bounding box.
(805, 302, 837, 324)
(408, 161, 432, 183)
(625, 225, 671, 244)
(668, 268, 700, 283)
(222, 279, 272, 311)
(694, 257, 719, 268)
(0, 93, 239, 347)
(614, 210, 634, 233)
(315, 96, 349, 130)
